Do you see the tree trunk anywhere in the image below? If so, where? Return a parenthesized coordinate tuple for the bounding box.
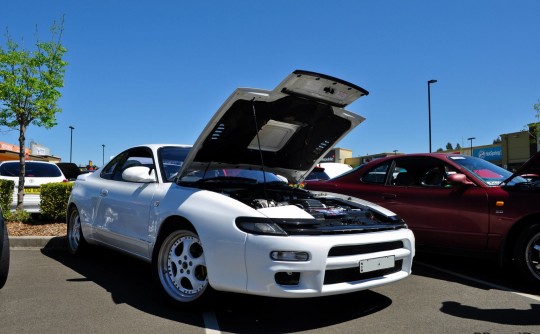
(16, 123, 27, 211)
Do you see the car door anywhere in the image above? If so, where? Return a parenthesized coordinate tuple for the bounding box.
(346, 157, 491, 249)
(94, 147, 161, 257)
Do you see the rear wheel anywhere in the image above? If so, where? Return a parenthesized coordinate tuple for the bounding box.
(513, 223, 540, 284)
(152, 229, 213, 307)
(67, 206, 87, 255)
(0, 215, 10, 289)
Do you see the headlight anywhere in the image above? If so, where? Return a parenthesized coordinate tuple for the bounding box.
(235, 217, 288, 236)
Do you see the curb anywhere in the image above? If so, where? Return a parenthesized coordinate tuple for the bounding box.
(8, 236, 67, 250)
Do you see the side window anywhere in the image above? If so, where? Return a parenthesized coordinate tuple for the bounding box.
(100, 153, 125, 180)
(420, 166, 446, 187)
(100, 148, 155, 182)
(391, 166, 412, 186)
(361, 162, 390, 184)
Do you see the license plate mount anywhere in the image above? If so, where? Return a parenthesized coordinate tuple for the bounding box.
(359, 256, 395, 273)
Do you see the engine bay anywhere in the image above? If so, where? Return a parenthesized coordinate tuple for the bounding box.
(195, 181, 406, 233)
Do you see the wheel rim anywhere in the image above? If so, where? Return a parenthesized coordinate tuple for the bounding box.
(68, 209, 81, 252)
(526, 231, 540, 280)
(158, 231, 208, 302)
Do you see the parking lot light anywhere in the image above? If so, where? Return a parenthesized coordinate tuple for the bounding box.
(467, 137, 475, 156)
(69, 126, 75, 163)
(427, 79, 437, 153)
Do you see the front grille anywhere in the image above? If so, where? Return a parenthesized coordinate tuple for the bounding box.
(328, 241, 404, 257)
(324, 260, 403, 285)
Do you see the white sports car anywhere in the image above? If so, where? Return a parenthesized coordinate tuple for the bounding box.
(67, 70, 415, 307)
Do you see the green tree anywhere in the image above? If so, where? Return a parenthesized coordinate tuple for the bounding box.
(445, 142, 453, 150)
(0, 18, 67, 211)
(455, 143, 461, 150)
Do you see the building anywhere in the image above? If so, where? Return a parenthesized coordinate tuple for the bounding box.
(343, 124, 539, 170)
(0, 141, 60, 163)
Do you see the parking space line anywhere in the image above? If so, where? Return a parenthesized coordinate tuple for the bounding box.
(203, 310, 221, 334)
(414, 261, 540, 302)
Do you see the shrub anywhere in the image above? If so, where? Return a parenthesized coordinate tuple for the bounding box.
(3, 209, 31, 223)
(0, 180, 14, 215)
(40, 182, 73, 221)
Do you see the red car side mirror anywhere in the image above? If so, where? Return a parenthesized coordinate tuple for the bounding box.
(447, 173, 475, 186)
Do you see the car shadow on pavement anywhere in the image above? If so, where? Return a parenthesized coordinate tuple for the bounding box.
(440, 301, 540, 326)
(41, 240, 393, 332)
(412, 252, 540, 326)
(412, 252, 540, 296)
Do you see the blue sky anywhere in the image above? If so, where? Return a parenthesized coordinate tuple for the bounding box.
(1, 0, 539, 167)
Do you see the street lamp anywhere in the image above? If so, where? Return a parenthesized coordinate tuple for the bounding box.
(69, 126, 75, 163)
(427, 79, 437, 153)
(467, 137, 475, 156)
(102, 144, 105, 166)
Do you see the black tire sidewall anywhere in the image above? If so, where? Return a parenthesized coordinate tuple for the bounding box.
(67, 206, 86, 255)
(0, 214, 10, 289)
(514, 223, 540, 284)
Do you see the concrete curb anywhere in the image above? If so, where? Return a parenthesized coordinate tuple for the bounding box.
(8, 236, 67, 250)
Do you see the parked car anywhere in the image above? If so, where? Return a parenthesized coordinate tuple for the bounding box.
(56, 162, 83, 181)
(66, 70, 415, 307)
(304, 152, 540, 284)
(305, 162, 353, 181)
(0, 206, 9, 289)
(0, 160, 68, 213)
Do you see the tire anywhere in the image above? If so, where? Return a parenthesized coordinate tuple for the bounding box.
(67, 206, 87, 255)
(0, 214, 10, 289)
(152, 229, 214, 307)
(513, 223, 540, 284)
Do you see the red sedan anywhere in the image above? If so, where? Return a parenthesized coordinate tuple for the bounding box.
(305, 152, 540, 284)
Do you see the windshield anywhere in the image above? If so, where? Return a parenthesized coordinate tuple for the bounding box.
(158, 146, 191, 181)
(449, 155, 527, 186)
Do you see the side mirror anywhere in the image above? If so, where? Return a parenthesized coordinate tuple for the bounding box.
(447, 173, 475, 186)
(122, 166, 156, 183)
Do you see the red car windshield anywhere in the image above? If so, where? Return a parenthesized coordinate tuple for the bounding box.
(449, 155, 526, 186)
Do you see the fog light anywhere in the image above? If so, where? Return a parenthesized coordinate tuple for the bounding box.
(275, 272, 301, 285)
(270, 251, 309, 261)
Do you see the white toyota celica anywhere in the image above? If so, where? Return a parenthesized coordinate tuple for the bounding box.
(67, 70, 415, 307)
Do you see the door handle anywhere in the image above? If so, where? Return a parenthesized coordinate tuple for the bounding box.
(381, 193, 397, 199)
(100, 189, 108, 197)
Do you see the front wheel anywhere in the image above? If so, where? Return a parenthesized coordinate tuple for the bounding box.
(152, 229, 214, 307)
(67, 206, 87, 255)
(513, 223, 540, 284)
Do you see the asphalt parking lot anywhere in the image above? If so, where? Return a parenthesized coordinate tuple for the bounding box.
(1, 240, 539, 334)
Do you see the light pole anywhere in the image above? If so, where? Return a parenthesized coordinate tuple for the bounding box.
(102, 144, 105, 166)
(427, 79, 437, 153)
(467, 137, 475, 156)
(69, 126, 75, 163)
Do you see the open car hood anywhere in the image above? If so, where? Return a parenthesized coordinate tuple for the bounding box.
(178, 70, 368, 183)
(503, 151, 540, 185)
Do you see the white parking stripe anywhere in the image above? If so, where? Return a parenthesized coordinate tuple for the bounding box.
(415, 261, 540, 302)
(203, 310, 221, 334)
